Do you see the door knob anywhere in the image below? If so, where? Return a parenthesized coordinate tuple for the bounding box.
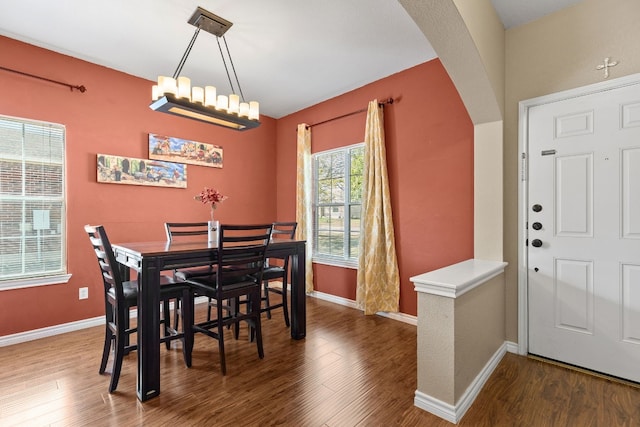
(532, 204, 542, 212)
(532, 222, 542, 230)
(531, 239, 543, 247)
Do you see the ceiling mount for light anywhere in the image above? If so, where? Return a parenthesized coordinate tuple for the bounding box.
(150, 7, 260, 131)
(188, 7, 232, 37)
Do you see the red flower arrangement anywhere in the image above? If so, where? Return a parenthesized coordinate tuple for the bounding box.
(194, 187, 228, 220)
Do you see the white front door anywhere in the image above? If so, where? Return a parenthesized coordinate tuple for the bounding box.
(526, 78, 640, 382)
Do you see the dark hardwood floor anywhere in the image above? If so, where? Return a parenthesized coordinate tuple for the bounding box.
(1, 296, 639, 426)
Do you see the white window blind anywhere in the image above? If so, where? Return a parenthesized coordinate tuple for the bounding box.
(0, 115, 67, 285)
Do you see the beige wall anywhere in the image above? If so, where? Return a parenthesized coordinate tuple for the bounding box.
(416, 273, 505, 405)
(453, 0, 505, 118)
(454, 274, 505, 402)
(503, 0, 640, 342)
(418, 294, 455, 403)
(474, 121, 503, 261)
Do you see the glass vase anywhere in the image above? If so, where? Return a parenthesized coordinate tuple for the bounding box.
(208, 220, 219, 245)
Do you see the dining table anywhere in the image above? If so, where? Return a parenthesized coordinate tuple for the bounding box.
(111, 237, 306, 402)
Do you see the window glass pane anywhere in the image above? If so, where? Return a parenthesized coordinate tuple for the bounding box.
(317, 177, 333, 204)
(317, 230, 345, 257)
(1, 238, 22, 276)
(24, 124, 64, 163)
(0, 120, 23, 159)
(349, 231, 360, 258)
(26, 163, 64, 196)
(349, 205, 361, 258)
(350, 147, 364, 203)
(317, 154, 333, 180)
(316, 205, 345, 256)
(330, 152, 344, 179)
(330, 177, 344, 203)
(0, 160, 23, 195)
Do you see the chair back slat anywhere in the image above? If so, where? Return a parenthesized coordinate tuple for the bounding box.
(84, 224, 124, 301)
(271, 222, 297, 240)
(165, 222, 209, 241)
(267, 222, 297, 265)
(216, 224, 272, 291)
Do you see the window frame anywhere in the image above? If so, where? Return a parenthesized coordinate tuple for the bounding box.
(312, 143, 364, 268)
(0, 114, 70, 290)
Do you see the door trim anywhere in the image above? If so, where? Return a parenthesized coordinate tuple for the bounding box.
(517, 72, 640, 356)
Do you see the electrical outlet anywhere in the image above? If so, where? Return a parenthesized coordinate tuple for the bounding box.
(79, 287, 89, 300)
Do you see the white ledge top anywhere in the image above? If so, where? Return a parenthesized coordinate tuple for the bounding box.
(410, 259, 507, 298)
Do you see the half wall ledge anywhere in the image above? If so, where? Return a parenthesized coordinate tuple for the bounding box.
(410, 258, 507, 298)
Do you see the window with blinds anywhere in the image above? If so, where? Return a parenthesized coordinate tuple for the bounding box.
(0, 115, 67, 286)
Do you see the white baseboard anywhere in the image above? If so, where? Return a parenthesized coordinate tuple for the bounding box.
(0, 316, 104, 348)
(0, 297, 211, 348)
(310, 290, 417, 326)
(1, 292, 420, 348)
(505, 340, 519, 354)
(414, 342, 508, 424)
(310, 290, 359, 309)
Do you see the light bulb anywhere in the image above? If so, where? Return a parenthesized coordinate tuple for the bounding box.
(249, 101, 259, 120)
(239, 102, 249, 117)
(177, 76, 191, 100)
(158, 76, 177, 96)
(229, 94, 240, 114)
(205, 86, 217, 107)
(217, 95, 228, 111)
(192, 86, 204, 104)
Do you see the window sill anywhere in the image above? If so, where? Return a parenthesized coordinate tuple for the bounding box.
(0, 274, 72, 291)
(312, 256, 358, 270)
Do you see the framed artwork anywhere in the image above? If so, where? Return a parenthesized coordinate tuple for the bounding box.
(97, 154, 187, 188)
(148, 133, 223, 168)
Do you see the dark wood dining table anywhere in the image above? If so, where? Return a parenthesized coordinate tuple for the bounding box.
(111, 238, 306, 402)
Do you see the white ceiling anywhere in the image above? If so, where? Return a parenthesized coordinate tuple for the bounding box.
(0, 0, 583, 119)
(490, 0, 583, 29)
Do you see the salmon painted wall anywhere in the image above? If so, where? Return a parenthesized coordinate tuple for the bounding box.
(0, 36, 277, 336)
(275, 59, 474, 315)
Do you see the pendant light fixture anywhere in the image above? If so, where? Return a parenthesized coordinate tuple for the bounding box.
(150, 7, 260, 131)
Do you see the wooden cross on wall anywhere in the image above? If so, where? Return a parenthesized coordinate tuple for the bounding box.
(596, 57, 618, 78)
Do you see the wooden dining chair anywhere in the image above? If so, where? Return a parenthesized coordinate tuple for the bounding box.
(183, 223, 272, 375)
(164, 222, 215, 280)
(260, 221, 297, 327)
(164, 222, 220, 325)
(85, 224, 192, 393)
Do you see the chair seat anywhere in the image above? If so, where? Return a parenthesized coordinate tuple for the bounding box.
(187, 275, 256, 294)
(108, 275, 187, 302)
(175, 266, 217, 281)
(261, 266, 286, 281)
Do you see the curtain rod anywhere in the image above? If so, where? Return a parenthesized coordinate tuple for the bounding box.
(0, 66, 87, 93)
(304, 97, 394, 129)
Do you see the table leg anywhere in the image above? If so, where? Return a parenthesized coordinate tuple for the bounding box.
(290, 243, 306, 340)
(182, 288, 194, 367)
(137, 259, 161, 401)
